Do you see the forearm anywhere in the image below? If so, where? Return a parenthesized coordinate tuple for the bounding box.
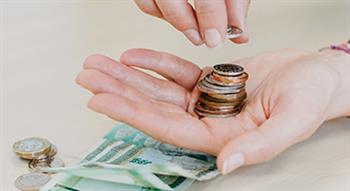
(320, 50, 350, 119)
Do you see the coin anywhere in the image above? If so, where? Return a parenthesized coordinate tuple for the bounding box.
(195, 102, 241, 114)
(205, 73, 246, 87)
(15, 172, 51, 191)
(199, 78, 244, 94)
(13, 137, 51, 160)
(200, 94, 246, 105)
(49, 157, 65, 168)
(29, 157, 65, 173)
(28, 159, 50, 173)
(213, 64, 244, 76)
(194, 106, 240, 118)
(226, 26, 243, 39)
(207, 91, 247, 101)
(37, 144, 57, 160)
(212, 72, 248, 84)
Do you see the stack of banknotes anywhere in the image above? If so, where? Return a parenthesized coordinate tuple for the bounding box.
(40, 123, 220, 191)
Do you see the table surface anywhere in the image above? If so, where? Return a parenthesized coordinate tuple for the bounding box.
(1, 1, 349, 190)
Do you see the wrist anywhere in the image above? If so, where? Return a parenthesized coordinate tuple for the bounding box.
(319, 50, 350, 119)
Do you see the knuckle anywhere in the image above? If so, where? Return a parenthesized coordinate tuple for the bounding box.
(162, 11, 189, 30)
(196, 2, 216, 16)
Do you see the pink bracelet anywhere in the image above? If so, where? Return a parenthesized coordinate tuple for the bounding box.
(320, 40, 350, 118)
(320, 40, 350, 54)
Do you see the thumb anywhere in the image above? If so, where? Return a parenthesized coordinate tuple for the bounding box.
(217, 106, 322, 175)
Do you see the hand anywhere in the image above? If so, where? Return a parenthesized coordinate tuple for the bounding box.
(76, 49, 350, 175)
(134, 0, 250, 47)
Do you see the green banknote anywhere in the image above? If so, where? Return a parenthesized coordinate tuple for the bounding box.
(83, 123, 219, 180)
(41, 123, 219, 191)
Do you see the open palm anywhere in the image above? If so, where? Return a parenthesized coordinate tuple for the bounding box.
(77, 49, 340, 174)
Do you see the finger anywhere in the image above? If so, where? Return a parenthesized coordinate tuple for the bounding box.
(134, 0, 163, 18)
(217, 100, 322, 175)
(155, 0, 203, 45)
(89, 93, 215, 153)
(83, 54, 190, 109)
(76, 69, 148, 103)
(225, 0, 250, 43)
(120, 48, 202, 90)
(195, 0, 227, 48)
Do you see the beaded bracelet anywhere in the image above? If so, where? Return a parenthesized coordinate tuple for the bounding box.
(320, 40, 350, 118)
(320, 40, 350, 54)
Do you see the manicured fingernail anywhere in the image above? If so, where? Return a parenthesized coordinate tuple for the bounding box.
(183, 29, 203, 45)
(222, 152, 245, 175)
(226, 26, 243, 39)
(204, 28, 222, 48)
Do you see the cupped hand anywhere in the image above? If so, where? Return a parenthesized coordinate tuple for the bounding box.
(133, 0, 250, 47)
(76, 49, 345, 174)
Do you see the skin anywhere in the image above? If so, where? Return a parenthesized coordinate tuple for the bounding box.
(133, 0, 250, 47)
(76, 49, 350, 174)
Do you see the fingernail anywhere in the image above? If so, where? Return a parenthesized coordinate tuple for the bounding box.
(222, 152, 245, 175)
(226, 26, 243, 39)
(204, 28, 222, 48)
(183, 29, 203, 45)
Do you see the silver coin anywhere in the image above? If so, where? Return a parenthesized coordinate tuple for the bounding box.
(226, 26, 243, 39)
(213, 64, 244, 76)
(49, 157, 65, 168)
(15, 172, 51, 191)
(199, 79, 244, 94)
(29, 157, 65, 173)
(29, 159, 50, 172)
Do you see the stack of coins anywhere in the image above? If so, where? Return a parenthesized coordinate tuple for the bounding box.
(195, 63, 248, 118)
(13, 137, 65, 191)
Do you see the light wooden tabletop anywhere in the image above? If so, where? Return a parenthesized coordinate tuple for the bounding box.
(1, 1, 349, 190)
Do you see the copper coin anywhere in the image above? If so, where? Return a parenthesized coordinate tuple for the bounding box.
(199, 97, 243, 108)
(195, 102, 241, 114)
(212, 72, 248, 84)
(195, 108, 240, 118)
(205, 73, 246, 87)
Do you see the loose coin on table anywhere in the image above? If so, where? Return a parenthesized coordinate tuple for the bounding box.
(15, 172, 51, 191)
(29, 157, 65, 173)
(13, 137, 65, 189)
(13, 137, 51, 160)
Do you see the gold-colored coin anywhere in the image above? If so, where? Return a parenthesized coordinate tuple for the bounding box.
(37, 144, 57, 160)
(13, 137, 51, 160)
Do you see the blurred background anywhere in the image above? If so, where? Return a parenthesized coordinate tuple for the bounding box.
(1, 0, 349, 190)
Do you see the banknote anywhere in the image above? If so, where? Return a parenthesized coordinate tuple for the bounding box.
(41, 123, 219, 190)
(83, 123, 219, 180)
(42, 173, 193, 191)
